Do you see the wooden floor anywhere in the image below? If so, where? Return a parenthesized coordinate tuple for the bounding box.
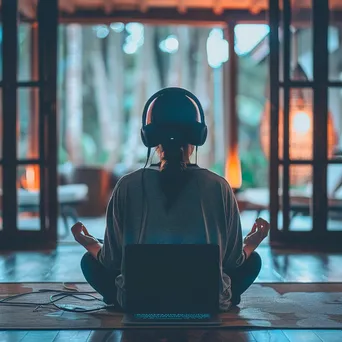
(1, 244, 342, 341)
(1, 329, 342, 342)
(1, 244, 342, 283)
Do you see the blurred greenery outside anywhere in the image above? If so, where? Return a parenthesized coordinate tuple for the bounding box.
(15, 23, 271, 190)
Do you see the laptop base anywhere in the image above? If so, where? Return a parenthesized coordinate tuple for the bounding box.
(122, 313, 222, 326)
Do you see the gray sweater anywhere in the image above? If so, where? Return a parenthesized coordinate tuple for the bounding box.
(98, 164, 245, 311)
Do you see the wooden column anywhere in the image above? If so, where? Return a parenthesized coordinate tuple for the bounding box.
(282, 0, 291, 232)
(228, 22, 238, 161)
(224, 22, 241, 190)
(2, 0, 18, 238)
(38, 0, 58, 243)
(30, 24, 39, 159)
(269, 0, 280, 241)
(312, 0, 328, 235)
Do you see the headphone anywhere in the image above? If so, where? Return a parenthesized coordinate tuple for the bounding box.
(140, 87, 207, 148)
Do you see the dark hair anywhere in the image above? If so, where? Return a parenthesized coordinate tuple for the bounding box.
(159, 141, 191, 211)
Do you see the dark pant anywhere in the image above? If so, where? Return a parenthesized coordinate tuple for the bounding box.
(227, 251, 262, 305)
(81, 252, 121, 308)
(80, 251, 261, 309)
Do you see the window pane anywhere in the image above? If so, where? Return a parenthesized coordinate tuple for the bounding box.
(329, 6, 342, 82)
(18, 23, 38, 82)
(17, 164, 41, 231)
(17, 88, 39, 159)
(260, 88, 314, 163)
(280, 2, 313, 81)
(0, 166, 3, 231)
(328, 88, 342, 161)
(287, 165, 313, 232)
(0, 24, 2, 81)
(327, 163, 342, 232)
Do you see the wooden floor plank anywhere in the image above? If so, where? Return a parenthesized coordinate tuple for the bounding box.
(87, 330, 120, 342)
(0, 330, 342, 342)
(118, 330, 256, 342)
(187, 330, 256, 342)
(1, 245, 342, 283)
(52, 330, 92, 341)
(313, 330, 342, 342)
(282, 330, 322, 342)
(251, 330, 290, 342)
(20, 330, 60, 342)
(1, 246, 342, 341)
(0, 331, 29, 342)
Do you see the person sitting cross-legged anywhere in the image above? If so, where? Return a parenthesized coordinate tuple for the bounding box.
(71, 87, 270, 311)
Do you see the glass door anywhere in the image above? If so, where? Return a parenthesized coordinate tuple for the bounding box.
(268, 0, 342, 249)
(0, 0, 58, 249)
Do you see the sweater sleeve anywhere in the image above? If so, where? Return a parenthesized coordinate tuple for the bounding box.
(97, 179, 124, 271)
(222, 184, 246, 272)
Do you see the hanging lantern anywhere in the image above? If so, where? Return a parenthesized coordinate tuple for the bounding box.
(260, 64, 337, 185)
(225, 143, 242, 190)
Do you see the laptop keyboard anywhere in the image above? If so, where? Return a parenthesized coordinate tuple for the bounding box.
(134, 313, 210, 320)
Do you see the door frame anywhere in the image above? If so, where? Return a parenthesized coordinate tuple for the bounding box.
(269, 0, 342, 250)
(4, 2, 342, 250)
(0, 0, 58, 250)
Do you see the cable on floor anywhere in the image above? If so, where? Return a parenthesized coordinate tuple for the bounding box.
(0, 287, 115, 313)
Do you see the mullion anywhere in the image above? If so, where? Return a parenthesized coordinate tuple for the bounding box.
(37, 0, 47, 235)
(268, 0, 280, 239)
(0, 81, 40, 87)
(312, 0, 329, 235)
(2, 0, 19, 239)
(16, 159, 43, 165)
(37, 0, 58, 243)
(279, 160, 342, 165)
(279, 160, 314, 165)
(282, 0, 291, 233)
(279, 81, 342, 88)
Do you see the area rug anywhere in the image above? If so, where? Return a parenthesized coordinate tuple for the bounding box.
(0, 282, 342, 329)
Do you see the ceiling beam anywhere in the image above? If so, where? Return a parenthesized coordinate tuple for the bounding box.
(57, 8, 268, 25)
(59, 0, 76, 13)
(103, 0, 114, 14)
(10, 5, 342, 25)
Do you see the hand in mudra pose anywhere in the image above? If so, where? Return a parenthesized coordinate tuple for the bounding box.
(71, 222, 99, 247)
(244, 217, 270, 247)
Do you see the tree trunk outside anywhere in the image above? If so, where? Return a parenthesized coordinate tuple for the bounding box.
(167, 26, 191, 89)
(194, 29, 212, 169)
(105, 30, 125, 170)
(123, 26, 161, 169)
(65, 24, 83, 166)
(90, 35, 114, 165)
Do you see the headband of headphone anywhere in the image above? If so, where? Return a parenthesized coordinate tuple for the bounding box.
(140, 87, 207, 148)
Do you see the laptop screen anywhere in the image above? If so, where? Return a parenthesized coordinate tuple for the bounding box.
(124, 244, 220, 314)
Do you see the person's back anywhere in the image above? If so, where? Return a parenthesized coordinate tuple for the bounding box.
(98, 87, 246, 311)
(119, 165, 232, 245)
(72, 87, 269, 313)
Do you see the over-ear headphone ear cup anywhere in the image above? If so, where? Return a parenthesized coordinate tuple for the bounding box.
(141, 124, 160, 148)
(140, 128, 148, 147)
(187, 122, 207, 146)
(201, 125, 208, 146)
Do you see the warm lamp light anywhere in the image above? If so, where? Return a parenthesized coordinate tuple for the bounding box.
(293, 111, 311, 134)
(20, 165, 40, 191)
(225, 144, 242, 190)
(260, 62, 337, 185)
(260, 96, 337, 185)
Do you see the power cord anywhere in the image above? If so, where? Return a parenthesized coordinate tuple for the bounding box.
(0, 287, 116, 313)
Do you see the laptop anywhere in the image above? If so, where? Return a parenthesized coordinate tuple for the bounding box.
(122, 244, 222, 326)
